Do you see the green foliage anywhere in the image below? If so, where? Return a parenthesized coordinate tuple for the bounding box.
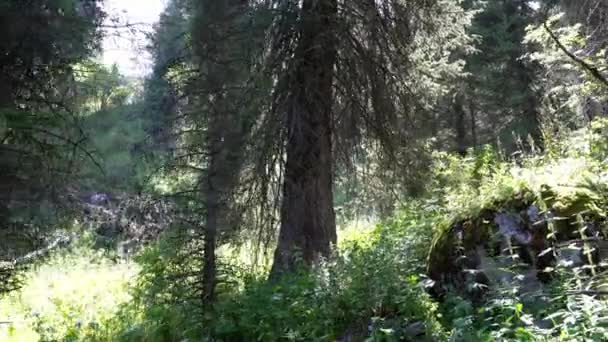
(74, 61, 133, 113)
(427, 120, 608, 341)
(4, 120, 608, 342)
(525, 10, 608, 135)
(209, 206, 447, 341)
(0, 0, 105, 273)
(5, 1, 608, 341)
(81, 202, 446, 341)
(589, 118, 608, 162)
(0, 241, 137, 342)
(455, 0, 542, 151)
(78, 102, 158, 192)
(442, 272, 608, 341)
(105, 230, 205, 342)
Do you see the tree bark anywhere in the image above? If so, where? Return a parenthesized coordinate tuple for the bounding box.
(203, 166, 218, 304)
(271, 0, 338, 276)
(454, 92, 467, 156)
(469, 97, 478, 150)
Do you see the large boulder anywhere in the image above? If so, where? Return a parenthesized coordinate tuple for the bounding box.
(427, 185, 608, 300)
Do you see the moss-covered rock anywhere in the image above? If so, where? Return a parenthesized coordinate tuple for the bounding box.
(427, 183, 608, 300)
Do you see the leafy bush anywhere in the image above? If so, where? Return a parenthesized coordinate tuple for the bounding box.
(208, 212, 446, 341)
(99, 202, 446, 341)
(106, 229, 206, 342)
(106, 124, 608, 341)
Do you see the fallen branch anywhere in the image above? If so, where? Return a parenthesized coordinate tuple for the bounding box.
(567, 290, 608, 296)
(12, 235, 72, 266)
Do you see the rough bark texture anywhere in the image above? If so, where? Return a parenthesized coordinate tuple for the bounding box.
(271, 0, 338, 275)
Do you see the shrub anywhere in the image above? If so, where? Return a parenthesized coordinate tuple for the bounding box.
(0, 244, 137, 341)
(102, 203, 447, 341)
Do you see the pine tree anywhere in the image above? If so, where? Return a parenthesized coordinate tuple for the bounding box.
(264, 0, 474, 274)
(454, 0, 543, 152)
(270, 0, 339, 274)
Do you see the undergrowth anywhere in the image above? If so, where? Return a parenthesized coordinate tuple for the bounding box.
(0, 236, 138, 341)
(2, 120, 608, 341)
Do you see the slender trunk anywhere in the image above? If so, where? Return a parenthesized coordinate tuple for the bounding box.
(469, 97, 477, 150)
(202, 101, 245, 304)
(198, 0, 249, 304)
(516, 62, 543, 150)
(0, 77, 13, 226)
(203, 111, 222, 303)
(0, 76, 11, 109)
(454, 93, 467, 156)
(203, 172, 218, 304)
(197, 1, 225, 305)
(100, 93, 108, 111)
(527, 96, 543, 150)
(271, 0, 338, 276)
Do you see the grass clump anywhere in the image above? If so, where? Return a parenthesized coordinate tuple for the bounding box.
(0, 242, 138, 341)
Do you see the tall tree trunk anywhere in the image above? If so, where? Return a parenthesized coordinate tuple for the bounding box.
(271, 0, 338, 275)
(454, 92, 467, 156)
(515, 59, 543, 150)
(202, 98, 245, 304)
(203, 136, 220, 304)
(469, 97, 477, 150)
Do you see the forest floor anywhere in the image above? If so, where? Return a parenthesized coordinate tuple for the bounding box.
(2, 120, 608, 341)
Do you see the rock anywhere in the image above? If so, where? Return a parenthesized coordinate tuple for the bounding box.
(494, 212, 532, 245)
(427, 186, 608, 301)
(557, 242, 584, 268)
(404, 321, 425, 338)
(89, 192, 110, 206)
(526, 205, 541, 225)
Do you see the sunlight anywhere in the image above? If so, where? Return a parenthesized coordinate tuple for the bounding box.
(102, 0, 166, 77)
(2, 0, 608, 340)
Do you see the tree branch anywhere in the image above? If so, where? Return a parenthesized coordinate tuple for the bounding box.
(543, 21, 608, 89)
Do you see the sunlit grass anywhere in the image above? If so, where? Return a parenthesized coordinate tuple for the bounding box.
(338, 217, 378, 248)
(0, 248, 138, 341)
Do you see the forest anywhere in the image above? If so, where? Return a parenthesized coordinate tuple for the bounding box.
(1, 0, 608, 340)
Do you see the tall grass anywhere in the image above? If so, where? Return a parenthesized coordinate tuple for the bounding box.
(0, 244, 138, 341)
